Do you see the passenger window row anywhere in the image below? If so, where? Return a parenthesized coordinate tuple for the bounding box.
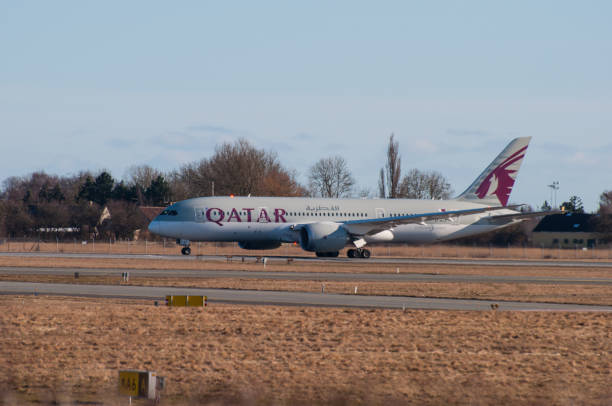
(287, 212, 366, 217)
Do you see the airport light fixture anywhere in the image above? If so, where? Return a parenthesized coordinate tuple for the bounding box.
(547, 181, 559, 208)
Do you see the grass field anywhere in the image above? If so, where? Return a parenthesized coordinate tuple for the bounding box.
(1, 296, 611, 405)
(1, 252, 611, 404)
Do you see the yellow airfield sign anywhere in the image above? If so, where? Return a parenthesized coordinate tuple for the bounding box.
(166, 295, 207, 307)
(118, 370, 157, 399)
(118, 370, 141, 397)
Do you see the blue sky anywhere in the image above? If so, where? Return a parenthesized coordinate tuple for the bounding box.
(1, 1, 611, 211)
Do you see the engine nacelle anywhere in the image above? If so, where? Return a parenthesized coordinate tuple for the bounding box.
(299, 222, 349, 252)
(238, 241, 282, 250)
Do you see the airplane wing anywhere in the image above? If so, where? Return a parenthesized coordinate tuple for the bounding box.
(483, 209, 562, 225)
(342, 205, 517, 236)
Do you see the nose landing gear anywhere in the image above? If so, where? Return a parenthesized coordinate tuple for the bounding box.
(177, 239, 191, 255)
(347, 248, 371, 259)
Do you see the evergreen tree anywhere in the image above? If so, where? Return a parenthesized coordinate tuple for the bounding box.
(112, 181, 139, 203)
(145, 176, 171, 206)
(78, 176, 96, 202)
(93, 172, 114, 205)
(78, 172, 115, 206)
(49, 184, 65, 202)
(561, 195, 585, 213)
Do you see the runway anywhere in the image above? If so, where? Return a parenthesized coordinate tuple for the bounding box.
(2, 266, 612, 286)
(2, 251, 612, 268)
(2, 281, 611, 311)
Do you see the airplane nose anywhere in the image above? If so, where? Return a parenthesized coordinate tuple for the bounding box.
(148, 220, 159, 235)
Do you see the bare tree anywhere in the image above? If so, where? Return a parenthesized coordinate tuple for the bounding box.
(127, 165, 162, 190)
(399, 169, 427, 199)
(171, 138, 305, 198)
(399, 169, 453, 200)
(380, 134, 401, 198)
(378, 168, 386, 198)
(424, 170, 453, 200)
(357, 186, 373, 199)
(596, 190, 612, 241)
(0, 201, 5, 237)
(262, 165, 306, 197)
(308, 156, 355, 198)
(600, 190, 612, 214)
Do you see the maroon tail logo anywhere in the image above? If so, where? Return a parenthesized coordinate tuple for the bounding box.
(476, 146, 527, 206)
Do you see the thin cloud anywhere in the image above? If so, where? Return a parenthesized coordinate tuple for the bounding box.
(186, 124, 247, 136)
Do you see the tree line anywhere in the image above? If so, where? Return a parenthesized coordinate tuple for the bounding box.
(1, 136, 610, 241)
(0, 170, 172, 239)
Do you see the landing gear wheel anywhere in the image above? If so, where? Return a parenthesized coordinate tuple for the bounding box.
(348, 248, 371, 258)
(181, 247, 191, 256)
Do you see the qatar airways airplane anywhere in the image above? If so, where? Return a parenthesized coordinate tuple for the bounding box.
(148, 137, 546, 258)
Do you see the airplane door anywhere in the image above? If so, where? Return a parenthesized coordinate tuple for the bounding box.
(194, 208, 206, 222)
(375, 208, 385, 218)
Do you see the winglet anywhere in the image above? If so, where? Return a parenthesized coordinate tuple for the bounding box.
(457, 137, 531, 206)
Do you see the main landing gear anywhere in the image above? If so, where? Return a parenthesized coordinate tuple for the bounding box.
(181, 246, 191, 256)
(315, 251, 339, 258)
(347, 248, 371, 259)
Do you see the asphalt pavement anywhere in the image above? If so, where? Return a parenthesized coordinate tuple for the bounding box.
(2, 251, 612, 268)
(2, 266, 611, 286)
(2, 281, 611, 312)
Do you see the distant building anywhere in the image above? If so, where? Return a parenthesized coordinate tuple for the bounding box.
(532, 213, 604, 248)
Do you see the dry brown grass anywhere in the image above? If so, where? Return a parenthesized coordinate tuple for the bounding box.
(1, 296, 611, 405)
(2, 274, 611, 306)
(3, 240, 612, 261)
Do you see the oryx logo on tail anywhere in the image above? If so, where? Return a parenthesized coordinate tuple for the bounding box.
(475, 146, 527, 206)
(457, 137, 531, 207)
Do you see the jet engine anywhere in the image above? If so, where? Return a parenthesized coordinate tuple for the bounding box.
(238, 241, 282, 250)
(299, 222, 349, 253)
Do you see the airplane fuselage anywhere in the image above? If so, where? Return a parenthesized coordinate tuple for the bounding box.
(147, 137, 534, 257)
(149, 196, 518, 246)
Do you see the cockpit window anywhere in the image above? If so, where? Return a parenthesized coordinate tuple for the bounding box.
(160, 209, 178, 216)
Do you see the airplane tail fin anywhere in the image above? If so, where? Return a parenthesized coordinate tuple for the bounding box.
(456, 137, 531, 207)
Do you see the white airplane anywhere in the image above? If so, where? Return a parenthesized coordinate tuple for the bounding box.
(149, 137, 546, 258)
